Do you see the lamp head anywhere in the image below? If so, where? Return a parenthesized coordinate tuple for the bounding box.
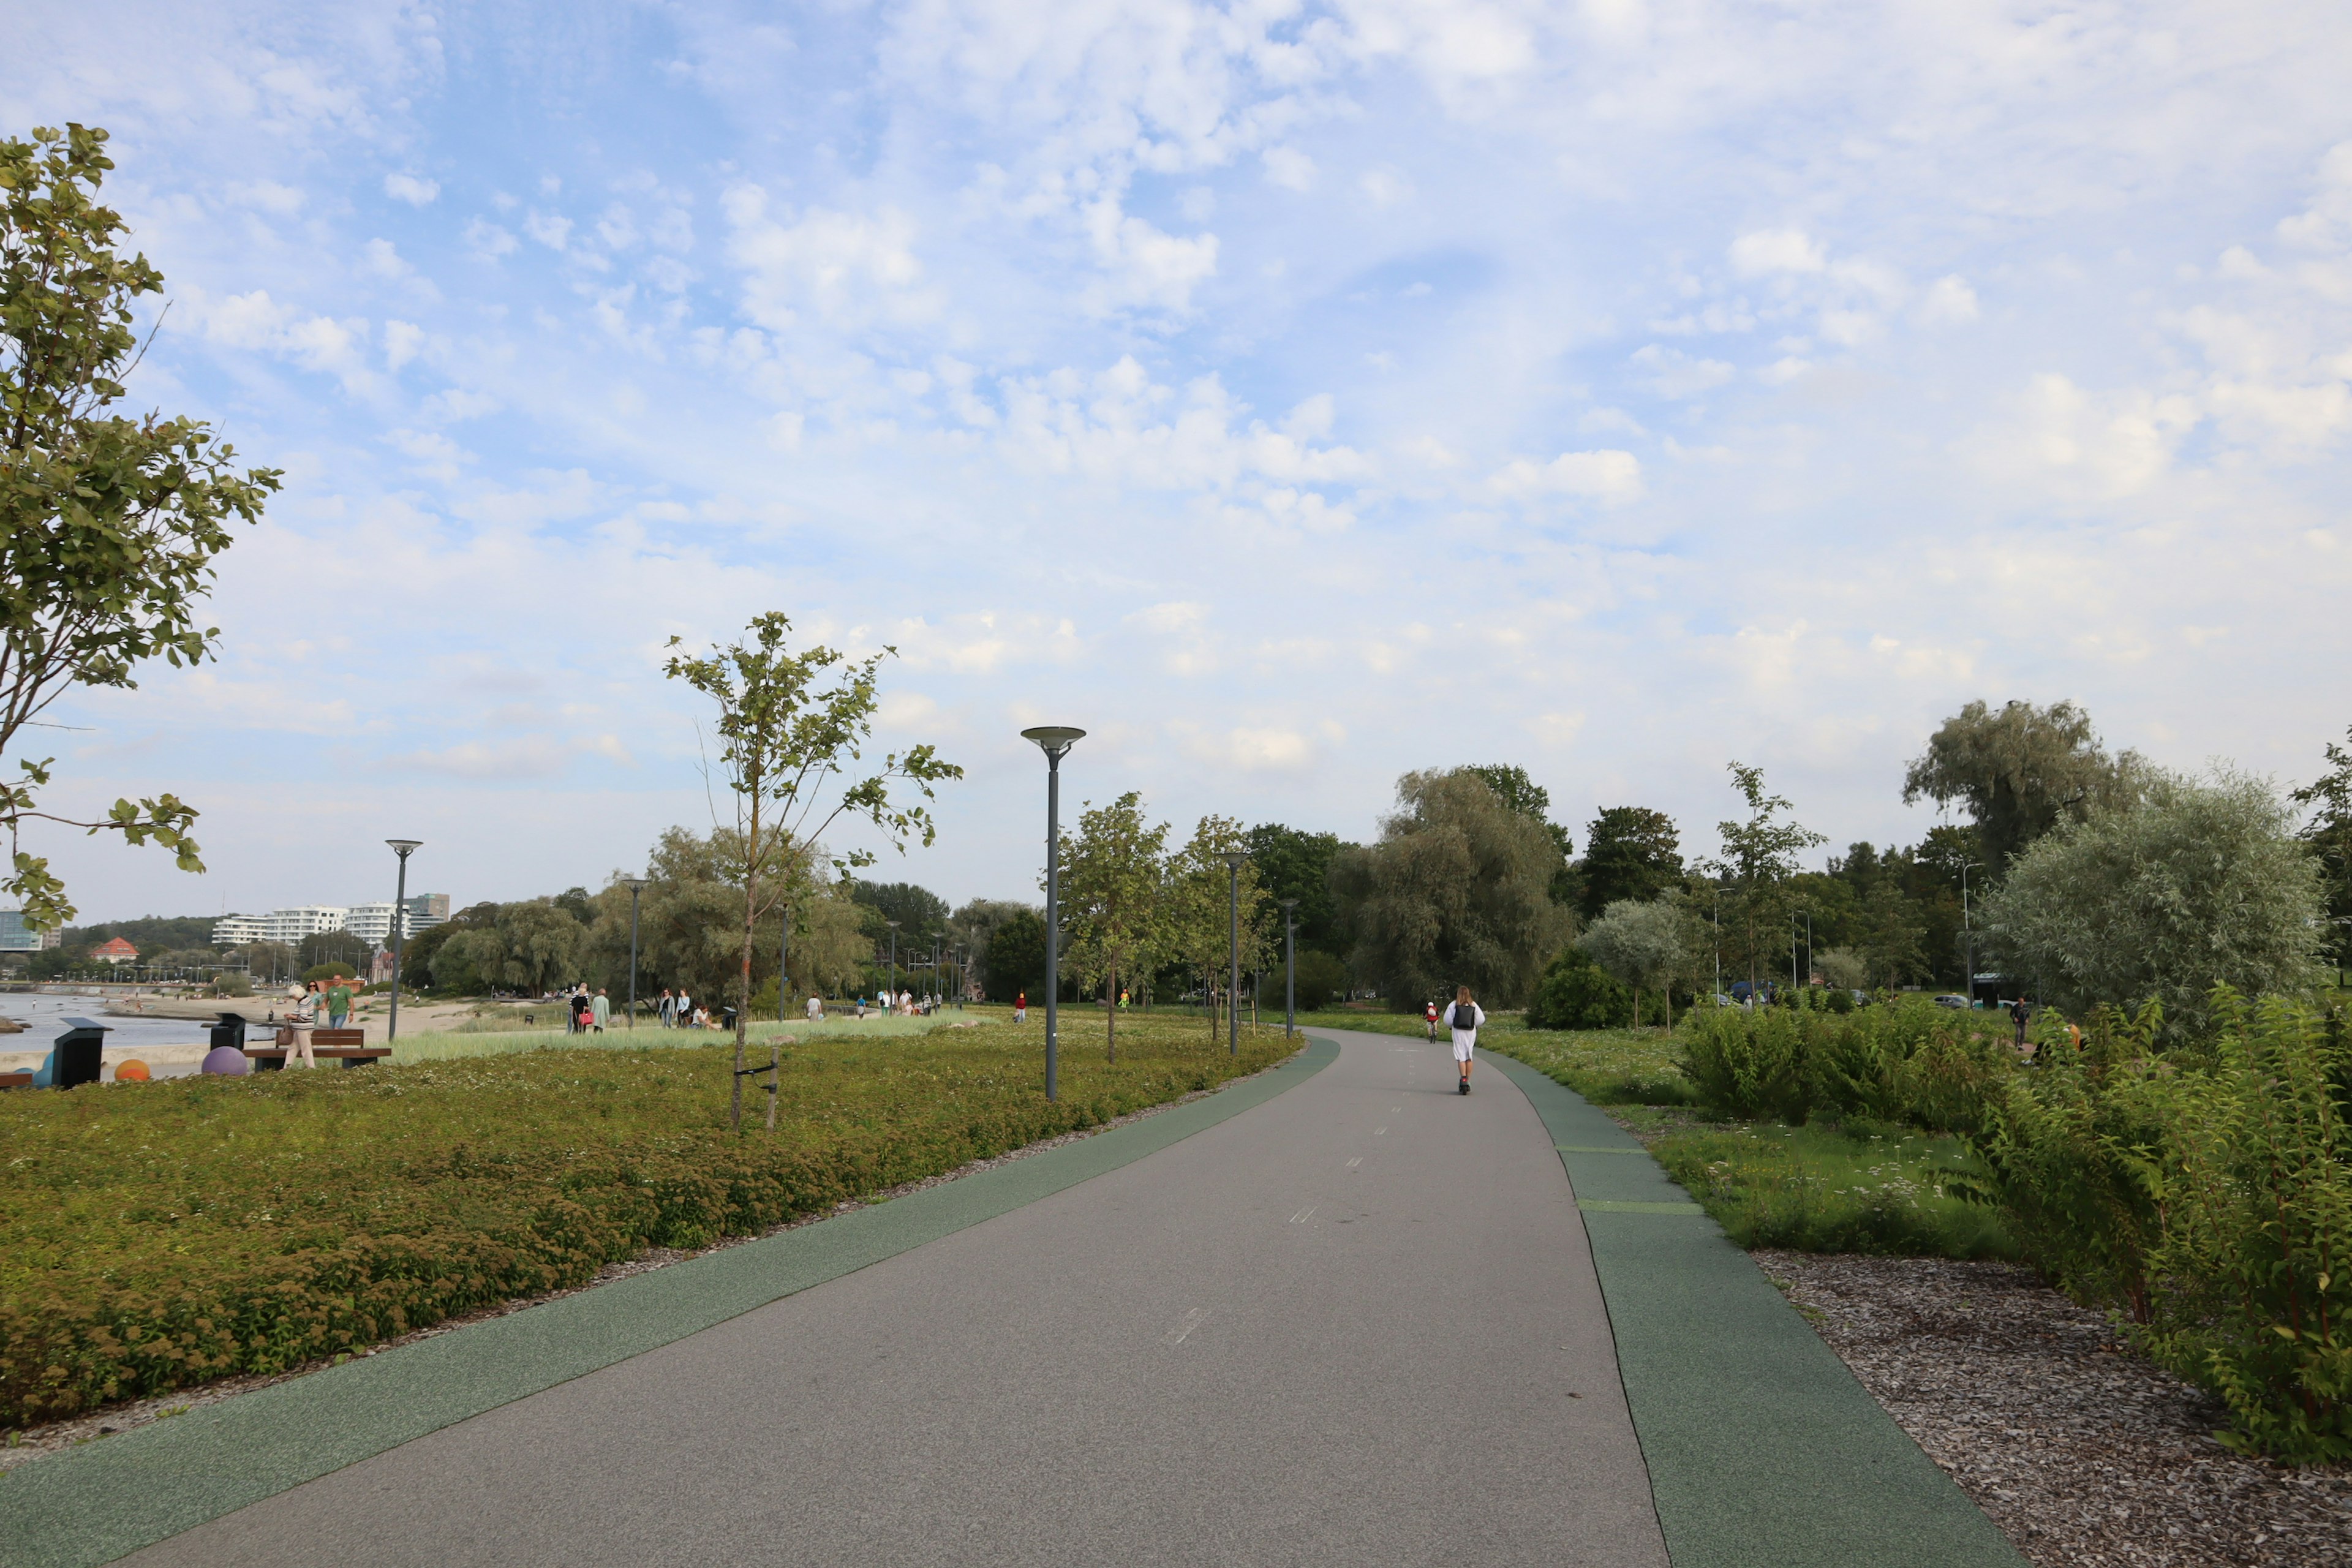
(1219, 849, 1248, 869)
(1279, 899, 1297, 913)
(1020, 725, 1086, 760)
(386, 839, 422, 856)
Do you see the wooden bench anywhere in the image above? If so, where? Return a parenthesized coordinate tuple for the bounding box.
(0, 1071, 31, 1090)
(246, 1027, 392, 1069)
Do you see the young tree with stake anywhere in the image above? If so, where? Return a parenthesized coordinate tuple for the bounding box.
(1058, 790, 1168, 1062)
(665, 613, 960, 1130)
(1700, 763, 1826, 1001)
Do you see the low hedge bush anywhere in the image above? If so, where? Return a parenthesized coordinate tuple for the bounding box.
(0, 1020, 1293, 1431)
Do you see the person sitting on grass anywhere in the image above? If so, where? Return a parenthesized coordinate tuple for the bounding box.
(1447, 986, 1485, 1096)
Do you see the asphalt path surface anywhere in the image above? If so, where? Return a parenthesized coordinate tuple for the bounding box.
(127, 1030, 1667, 1567)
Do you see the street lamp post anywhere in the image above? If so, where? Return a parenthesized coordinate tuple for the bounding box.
(1961, 861, 1984, 1006)
(384, 840, 421, 1042)
(886, 921, 899, 1006)
(1279, 899, 1297, 1039)
(779, 902, 791, 1022)
(626, 877, 647, 1027)
(1022, 727, 1085, 1101)
(1221, 850, 1248, 1055)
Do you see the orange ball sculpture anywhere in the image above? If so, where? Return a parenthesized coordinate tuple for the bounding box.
(113, 1060, 151, 1082)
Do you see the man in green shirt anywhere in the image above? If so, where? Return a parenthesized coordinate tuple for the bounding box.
(326, 978, 353, 1030)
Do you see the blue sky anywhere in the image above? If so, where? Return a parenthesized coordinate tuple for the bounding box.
(7, 0, 2351, 922)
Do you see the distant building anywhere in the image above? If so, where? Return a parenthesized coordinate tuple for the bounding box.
(214, 895, 451, 949)
(91, 937, 140, 965)
(345, 895, 451, 944)
(0, 910, 61, 952)
(211, 907, 349, 947)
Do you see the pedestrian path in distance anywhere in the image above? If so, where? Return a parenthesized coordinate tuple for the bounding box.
(1485, 1049, 2025, 1568)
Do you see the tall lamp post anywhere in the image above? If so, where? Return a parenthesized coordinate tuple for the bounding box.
(1279, 898, 1298, 1039)
(778, 902, 791, 1022)
(1021, 726, 1085, 1101)
(886, 921, 899, 1005)
(1961, 861, 1985, 1006)
(625, 877, 646, 1027)
(384, 840, 421, 1042)
(1221, 849, 1248, 1055)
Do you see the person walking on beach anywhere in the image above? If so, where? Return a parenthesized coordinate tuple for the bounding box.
(326, 976, 353, 1030)
(1446, 986, 1485, 1095)
(287, 982, 317, 1068)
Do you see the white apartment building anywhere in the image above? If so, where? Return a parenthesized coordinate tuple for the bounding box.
(213, 895, 450, 949)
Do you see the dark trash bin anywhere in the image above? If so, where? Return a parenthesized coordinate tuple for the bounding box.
(54, 1017, 111, 1089)
(209, 1012, 249, 1052)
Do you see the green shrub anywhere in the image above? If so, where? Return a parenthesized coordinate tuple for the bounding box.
(2134, 994, 2352, 1461)
(1679, 1004, 1812, 1120)
(1525, 949, 1632, 1030)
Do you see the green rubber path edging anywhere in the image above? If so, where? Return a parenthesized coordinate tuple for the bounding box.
(1485, 1051, 2026, 1568)
(1, 1036, 1340, 1568)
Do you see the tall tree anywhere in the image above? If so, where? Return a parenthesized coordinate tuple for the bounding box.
(1242, 821, 1348, 954)
(946, 898, 1035, 999)
(666, 613, 960, 1129)
(2290, 726, 2352, 983)
(2, 124, 280, 929)
(1163, 815, 1270, 1046)
(1903, 699, 2146, 870)
(1464, 763, 1577, 904)
(1577, 898, 1689, 1028)
(1330, 769, 1571, 1010)
(1981, 768, 2326, 1036)
(1058, 791, 1168, 1060)
(1579, 806, 1683, 919)
(984, 910, 1047, 1003)
(1700, 762, 1826, 998)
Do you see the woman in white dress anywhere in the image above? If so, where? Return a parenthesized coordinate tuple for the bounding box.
(1446, 986, 1485, 1095)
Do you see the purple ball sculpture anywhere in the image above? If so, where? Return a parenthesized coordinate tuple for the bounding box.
(201, 1045, 250, 1076)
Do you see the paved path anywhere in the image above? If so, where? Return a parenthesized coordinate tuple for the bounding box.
(120, 1030, 1666, 1567)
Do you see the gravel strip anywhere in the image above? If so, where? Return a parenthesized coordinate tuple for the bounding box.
(2, 1066, 1276, 1470)
(1753, 1250, 2352, 1567)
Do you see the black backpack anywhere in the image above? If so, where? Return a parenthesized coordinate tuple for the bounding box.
(1450, 1001, 1476, 1030)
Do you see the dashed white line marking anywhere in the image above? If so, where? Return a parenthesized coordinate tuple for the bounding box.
(1346, 1157, 1362, 1169)
(1375, 1126, 1387, 1136)
(1289, 1205, 1316, 1224)
(1163, 1308, 1208, 1346)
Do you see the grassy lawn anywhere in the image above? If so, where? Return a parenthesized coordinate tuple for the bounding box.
(0, 1016, 1294, 1431)
(1494, 1023, 2013, 1262)
(1287, 1006, 1529, 1039)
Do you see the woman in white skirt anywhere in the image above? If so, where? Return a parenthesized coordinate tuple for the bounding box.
(1447, 986, 1485, 1095)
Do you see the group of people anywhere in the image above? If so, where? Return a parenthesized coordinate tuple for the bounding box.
(653, 988, 714, 1029)
(266, 975, 358, 1068)
(563, 985, 612, 1033)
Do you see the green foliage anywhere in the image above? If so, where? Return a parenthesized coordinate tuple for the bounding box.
(56, 914, 216, 953)
(1678, 995, 2015, 1129)
(2291, 726, 2352, 975)
(1903, 698, 2147, 870)
(1501, 1023, 1689, 1106)
(1, 125, 282, 929)
(1332, 768, 1570, 1009)
(299, 962, 358, 984)
(2132, 995, 2352, 1461)
(1579, 806, 1683, 920)
(1577, 897, 1689, 1028)
(1059, 790, 1169, 1057)
(295, 930, 368, 972)
(1656, 1123, 2016, 1259)
(852, 880, 950, 941)
(984, 910, 1047, 1001)
(1258, 949, 1349, 1012)
(1526, 948, 1633, 1031)
(209, 971, 252, 998)
(0, 1019, 1294, 1429)
(1463, 763, 1577, 904)
(1981, 768, 2328, 1036)
(1243, 822, 1348, 953)
(1701, 763, 1827, 997)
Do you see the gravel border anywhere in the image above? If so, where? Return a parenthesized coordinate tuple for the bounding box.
(1754, 1250, 2352, 1567)
(2, 1066, 1271, 1471)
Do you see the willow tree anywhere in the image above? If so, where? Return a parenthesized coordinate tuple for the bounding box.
(2, 124, 279, 928)
(665, 613, 959, 1129)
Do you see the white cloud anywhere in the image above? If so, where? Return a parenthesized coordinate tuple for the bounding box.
(1918, 274, 1980, 325)
(464, 219, 518, 260)
(1262, 146, 1315, 191)
(725, 187, 935, 328)
(1082, 200, 1218, 313)
(383, 173, 439, 206)
(1730, 229, 1827, 276)
(1488, 450, 1644, 504)
(1630, 344, 1736, 399)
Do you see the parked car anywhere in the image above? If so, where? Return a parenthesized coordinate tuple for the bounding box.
(1932, 993, 1970, 1009)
